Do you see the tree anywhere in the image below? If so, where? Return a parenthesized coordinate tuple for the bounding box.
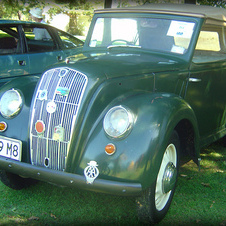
(0, 0, 45, 20)
(104, 0, 112, 8)
(185, 0, 196, 3)
(198, 0, 226, 7)
(54, 0, 91, 10)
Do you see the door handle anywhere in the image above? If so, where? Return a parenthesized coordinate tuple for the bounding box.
(17, 60, 26, 66)
(57, 55, 63, 61)
(189, 78, 201, 82)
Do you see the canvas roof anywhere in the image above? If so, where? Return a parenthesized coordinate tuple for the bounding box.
(96, 3, 226, 22)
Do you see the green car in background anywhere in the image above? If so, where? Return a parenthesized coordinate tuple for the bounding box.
(0, 3, 225, 224)
(0, 19, 84, 87)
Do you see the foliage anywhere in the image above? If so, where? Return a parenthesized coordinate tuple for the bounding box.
(0, 0, 46, 20)
(115, 0, 226, 8)
(115, 0, 184, 7)
(0, 0, 94, 35)
(54, 0, 92, 10)
(198, 0, 226, 8)
(0, 0, 93, 20)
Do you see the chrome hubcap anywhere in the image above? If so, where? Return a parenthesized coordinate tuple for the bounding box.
(162, 162, 177, 194)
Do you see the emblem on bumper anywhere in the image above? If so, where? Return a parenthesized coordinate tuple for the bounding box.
(84, 161, 99, 184)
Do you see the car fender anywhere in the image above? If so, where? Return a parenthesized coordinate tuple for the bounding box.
(80, 92, 199, 190)
(0, 76, 39, 162)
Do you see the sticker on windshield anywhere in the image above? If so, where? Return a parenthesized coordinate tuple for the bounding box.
(167, 21, 195, 39)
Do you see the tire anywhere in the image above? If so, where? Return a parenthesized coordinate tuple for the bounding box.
(0, 170, 36, 190)
(220, 135, 226, 147)
(136, 130, 180, 224)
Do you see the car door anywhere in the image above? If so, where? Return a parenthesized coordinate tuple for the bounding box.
(22, 24, 65, 76)
(53, 29, 84, 57)
(0, 24, 29, 87)
(185, 25, 226, 146)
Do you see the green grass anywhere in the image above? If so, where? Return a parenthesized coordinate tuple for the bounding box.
(0, 142, 225, 225)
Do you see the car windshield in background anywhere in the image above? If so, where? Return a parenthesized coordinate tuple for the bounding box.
(89, 17, 195, 54)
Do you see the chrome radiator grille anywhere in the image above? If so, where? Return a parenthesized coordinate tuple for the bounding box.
(30, 68, 88, 171)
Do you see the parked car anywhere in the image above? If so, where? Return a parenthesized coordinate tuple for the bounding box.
(0, 3, 226, 223)
(0, 19, 84, 87)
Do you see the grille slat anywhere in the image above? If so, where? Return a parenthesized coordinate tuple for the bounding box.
(30, 68, 88, 171)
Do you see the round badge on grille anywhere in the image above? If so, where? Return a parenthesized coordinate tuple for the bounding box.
(46, 101, 56, 114)
(59, 69, 68, 77)
(38, 90, 47, 101)
(35, 120, 45, 134)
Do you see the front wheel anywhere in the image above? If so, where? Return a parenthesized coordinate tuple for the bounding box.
(136, 130, 180, 224)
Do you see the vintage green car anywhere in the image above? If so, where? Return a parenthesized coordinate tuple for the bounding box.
(0, 3, 225, 223)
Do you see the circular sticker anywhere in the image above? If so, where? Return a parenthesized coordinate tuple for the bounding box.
(46, 101, 56, 114)
(35, 120, 45, 134)
(39, 90, 47, 101)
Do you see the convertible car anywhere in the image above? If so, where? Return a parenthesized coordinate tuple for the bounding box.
(0, 3, 225, 224)
(0, 19, 83, 87)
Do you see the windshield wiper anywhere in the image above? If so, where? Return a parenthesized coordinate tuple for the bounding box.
(107, 44, 141, 49)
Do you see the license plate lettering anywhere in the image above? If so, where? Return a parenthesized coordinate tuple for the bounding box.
(0, 136, 22, 161)
(0, 140, 3, 152)
(7, 143, 19, 158)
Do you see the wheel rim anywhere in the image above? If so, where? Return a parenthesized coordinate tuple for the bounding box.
(155, 143, 177, 211)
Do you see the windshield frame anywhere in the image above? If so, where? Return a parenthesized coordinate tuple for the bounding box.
(84, 12, 202, 62)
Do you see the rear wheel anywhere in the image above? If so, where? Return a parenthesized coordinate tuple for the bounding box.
(0, 170, 36, 190)
(136, 131, 180, 224)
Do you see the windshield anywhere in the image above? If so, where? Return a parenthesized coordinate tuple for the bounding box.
(89, 17, 195, 55)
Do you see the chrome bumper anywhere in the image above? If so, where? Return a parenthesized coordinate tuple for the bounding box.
(0, 157, 142, 196)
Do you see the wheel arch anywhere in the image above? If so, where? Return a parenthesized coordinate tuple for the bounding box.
(136, 93, 200, 189)
(174, 118, 200, 165)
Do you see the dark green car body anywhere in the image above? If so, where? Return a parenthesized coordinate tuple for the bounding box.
(0, 3, 226, 223)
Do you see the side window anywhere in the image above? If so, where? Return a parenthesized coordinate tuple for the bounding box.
(57, 30, 84, 49)
(23, 25, 56, 53)
(0, 26, 19, 55)
(196, 31, 220, 51)
(193, 25, 225, 63)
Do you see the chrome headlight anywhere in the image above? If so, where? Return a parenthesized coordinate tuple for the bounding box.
(0, 89, 23, 118)
(103, 106, 133, 138)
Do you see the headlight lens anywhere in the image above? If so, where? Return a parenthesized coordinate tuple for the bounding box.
(0, 89, 23, 118)
(103, 106, 133, 138)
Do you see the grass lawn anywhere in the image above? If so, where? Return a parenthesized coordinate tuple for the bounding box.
(0, 142, 225, 225)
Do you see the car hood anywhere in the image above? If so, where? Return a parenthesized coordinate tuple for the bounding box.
(65, 50, 186, 79)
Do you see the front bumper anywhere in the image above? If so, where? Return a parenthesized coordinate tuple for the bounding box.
(0, 157, 142, 196)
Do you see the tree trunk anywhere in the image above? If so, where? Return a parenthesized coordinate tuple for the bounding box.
(104, 0, 113, 8)
(184, 0, 196, 4)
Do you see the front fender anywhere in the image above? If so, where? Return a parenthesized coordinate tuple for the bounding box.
(0, 76, 39, 162)
(78, 92, 199, 190)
